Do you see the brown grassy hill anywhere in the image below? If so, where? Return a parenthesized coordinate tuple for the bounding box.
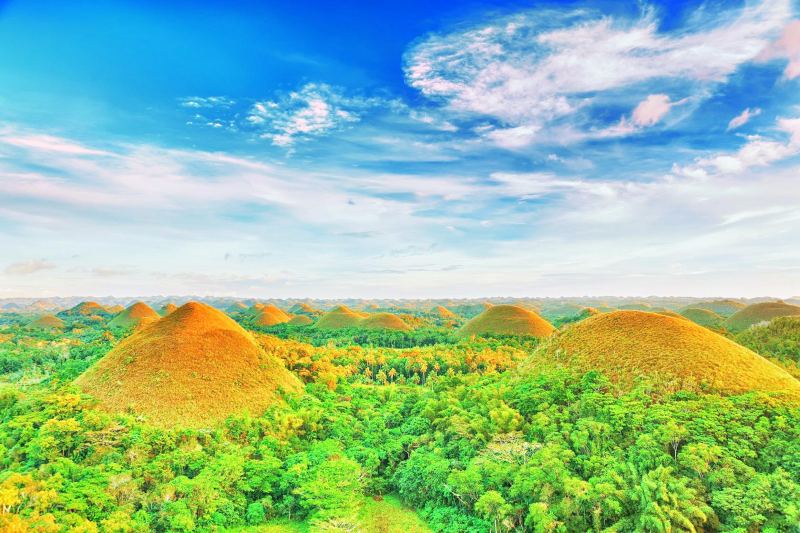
(227, 301, 249, 314)
(159, 303, 178, 316)
(254, 304, 291, 326)
(680, 308, 723, 328)
(288, 315, 314, 326)
(458, 305, 555, 338)
(29, 314, 64, 330)
(315, 305, 365, 329)
(107, 304, 125, 314)
(108, 302, 161, 330)
(288, 303, 317, 315)
(683, 299, 745, 317)
(618, 302, 653, 311)
(432, 305, 456, 318)
(75, 302, 302, 428)
(61, 301, 107, 317)
(360, 312, 411, 331)
(538, 311, 800, 397)
(725, 301, 800, 332)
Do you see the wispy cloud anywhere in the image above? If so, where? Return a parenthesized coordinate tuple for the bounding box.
(727, 107, 762, 130)
(179, 96, 235, 108)
(757, 20, 800, 79)
(5, 259, 56, 275)
(404, 0, 791, 147)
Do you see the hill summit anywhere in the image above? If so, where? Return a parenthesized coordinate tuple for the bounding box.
(108, 302, 160, 330)
(75, 302, 302, 427)
(458, 304, 554, 338)
(539, 310, 800, 396)
(725, 301, 800, 332)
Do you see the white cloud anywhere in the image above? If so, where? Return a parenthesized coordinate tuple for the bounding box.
(757, 20, 800, 78)
(245, 83, 378, 147)
(179, 96, 235, 108)
(404, 1, 791, 146)
(5, 259, 55, 275)
(674, 116, 800, 177)
(727, 107, 762, 130)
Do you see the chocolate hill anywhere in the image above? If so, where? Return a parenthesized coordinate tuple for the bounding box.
(539, 311, 800, 396)
(315, 305, 368, 329)
(458, 305, 554, 338)
(29, 314, 65, 330)
(60, 301, 107, 317)
(75, 302, 302, 428)
(254, 304, 291, 326)
(725, 301, 800, 332)
(159, 303, 178, 316)
(108, 302, 160, 330)
(680, 308, 723, 328)
(288, 315, 314, 325)
(359, 312, 411, 331)
(683, 299, 745, 317)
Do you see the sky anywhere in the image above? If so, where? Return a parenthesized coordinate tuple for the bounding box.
(1, 0, 799, 298)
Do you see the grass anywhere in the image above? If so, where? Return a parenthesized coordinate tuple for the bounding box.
(240, 495, 430, 533)
(75, 302, 302, 428)
(680, 307, 723, 328)
(28, 314, 64, 330)
(315, 305, 366, 329)
(288, 315, 314, 325)
(159, 303, 178, 316)
(537, 310, 800, 397)
(108, 302, 160, 329)
(432, 305, 456, 318)
(725, 301, 800, 332)
(458, 304, 554, 338)
(682, 299, 745, 317)
(61, 301, 107, 316)
(360, 313, 411, 331)
(255, 305, 291, 326)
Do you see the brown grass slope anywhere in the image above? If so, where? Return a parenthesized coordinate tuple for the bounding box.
(75, 302, 302, 428)
(107, 304, 125, 314)
(29, 314, 65, 330)
(255, 304, 291, 326)
(680, 308, 723, 328)
(432, 305, 456, 318)
(459, 305, 555, 338)
(360, 313, 411, 331)
(540, 311, 800, 397)
(288, 303, 317, 315)
(725, 301, 800, 332)
(315, 305, 366, 329)
(108, 302, 161, 329)
(61, 301, 107, 317)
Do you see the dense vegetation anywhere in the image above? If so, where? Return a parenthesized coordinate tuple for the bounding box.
(1, 311, 800, 532)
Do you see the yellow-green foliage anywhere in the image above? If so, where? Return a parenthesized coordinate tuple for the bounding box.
(683, 299, 746, 317)
(432, 305, 456, 318)
(28, 314, 65, 330)
(725, 301, 800, 332)
(62, 301, 107, 316)
(359, 313, 411, 331)
(255, 304, 291, 326)
(315, 305, 367, 329)
(538, 310, 800, 397)
(108, 302, 160, 329)
(289, 303, 318, 315)
(75, 302, 302, 428)
(680, 307, 723, 328)
(458, 305, 554, 338)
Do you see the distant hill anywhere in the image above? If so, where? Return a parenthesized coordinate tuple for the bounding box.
(458, 305, 554, 338)
(725, 301, 800, 332)
(108, 302, 160, 330)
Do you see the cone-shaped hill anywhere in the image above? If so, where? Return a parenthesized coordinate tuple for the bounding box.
(75, 302, 302, 428)
(107, 304, 125, 314)
(725, 301, 800, 332)
(680, 308, 723, 328)
(288, 303, 317, 315)
(288, 314, 314, 326)
(159, 303, 178, 316)
(108, 302, 160, 330)
(458, 305, 554, 338)
(29, 314, 64, 330)
(60, 301, 107, 317)
(227, 301, 249, 314)
(539, 311, 800, 397)
(254, 304, 291, 326)
(315, 305, 367, 329)
(360, 312, 411, 331)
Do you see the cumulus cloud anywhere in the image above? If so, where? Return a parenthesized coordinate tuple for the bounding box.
(727, 107, 762, 130)
(674, 116, 800, 177)
(5, 259, 56, 275)
(179, 96, 235, 108)
(404, 0, 791, 146)
(245, 83, 380, 146)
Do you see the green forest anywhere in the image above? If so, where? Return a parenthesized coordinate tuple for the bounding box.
(1, 302, 800, 532)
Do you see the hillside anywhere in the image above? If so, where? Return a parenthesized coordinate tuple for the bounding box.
(315, 305, 366, 329)
(75, 301, 302, 427)
(28, 314, 65, 330)
(683, 299, 745, 317)
(360, 313, 411, 331)
(255, 304, 291, 326)
(725, 301, 800, 332)
(538, 310, 800, 396)
(60, 301, 107, 317)
(159, 303, 178, 316)
(288, 314, 314, 326)
(680, 307, 723, 328)
(458, 305, 554, 338)
(108, 302, 160, 330)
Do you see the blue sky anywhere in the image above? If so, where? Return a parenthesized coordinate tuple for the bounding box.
(1, 0, 799, 298)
